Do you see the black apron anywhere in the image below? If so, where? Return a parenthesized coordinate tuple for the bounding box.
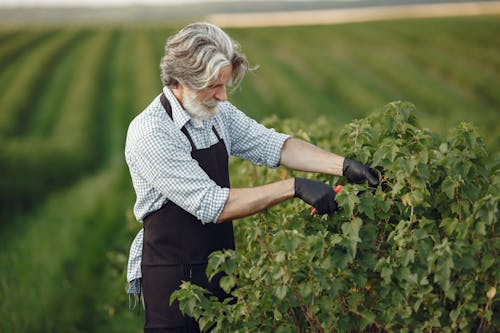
(141, 93, 235, 332)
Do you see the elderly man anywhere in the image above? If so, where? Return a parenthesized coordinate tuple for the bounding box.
(125, 22, 379, 333)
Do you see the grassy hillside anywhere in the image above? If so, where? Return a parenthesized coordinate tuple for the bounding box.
(0, 16, 498, 333)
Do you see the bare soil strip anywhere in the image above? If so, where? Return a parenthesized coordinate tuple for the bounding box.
(206, 1, 500, 28)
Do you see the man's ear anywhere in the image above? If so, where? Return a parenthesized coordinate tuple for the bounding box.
(171, 84, 185, 108)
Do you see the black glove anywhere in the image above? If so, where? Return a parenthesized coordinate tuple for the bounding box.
(294, 178, 337, 215)
(342, 158, 380, 187)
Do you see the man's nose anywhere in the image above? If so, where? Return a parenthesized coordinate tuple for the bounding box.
(214, 86, 227, 101)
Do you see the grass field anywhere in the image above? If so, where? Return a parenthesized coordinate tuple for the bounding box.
(0, 16, 499, 333)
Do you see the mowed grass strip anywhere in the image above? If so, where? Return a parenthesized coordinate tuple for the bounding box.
(0, 30, 116, 215)
(131, 29, 164, 112)
(0, 28, 55, 72)
(0, 29, 81, 137)
(101, 30, 136, 162)
(23, 30, 92, 137)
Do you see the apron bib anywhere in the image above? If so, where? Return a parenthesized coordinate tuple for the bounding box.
(141, 93, 235, 332)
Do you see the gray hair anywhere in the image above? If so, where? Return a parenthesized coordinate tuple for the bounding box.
(160, 22, 250, 90)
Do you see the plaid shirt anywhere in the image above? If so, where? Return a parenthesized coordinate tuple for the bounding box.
(126, 86, 289, 294)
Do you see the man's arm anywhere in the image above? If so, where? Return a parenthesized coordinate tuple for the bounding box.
(217, 179, 295, 223)
(279, 137, 345, 176)
(280, 137, 381, 187)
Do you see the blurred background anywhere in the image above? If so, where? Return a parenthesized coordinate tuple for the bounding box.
(0, 1, 499, 332)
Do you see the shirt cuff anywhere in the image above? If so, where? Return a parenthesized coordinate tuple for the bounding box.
(198, 185, 230, 224)
(265, 132, 291, 168)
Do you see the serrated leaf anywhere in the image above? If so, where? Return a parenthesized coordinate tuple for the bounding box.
(336, 187, 360, 217)
(439, 217, 459, 236)
(342, 218, 362, 259)
(342, 218, 362, 243)
(358, 196, 376, 219)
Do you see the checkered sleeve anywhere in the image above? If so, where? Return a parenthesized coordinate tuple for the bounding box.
(222, 104, 290, 167)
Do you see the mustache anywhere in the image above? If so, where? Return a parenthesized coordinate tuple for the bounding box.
(203, 100, 219, 108)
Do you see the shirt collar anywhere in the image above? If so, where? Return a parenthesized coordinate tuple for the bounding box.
(162, 86, 190, 130)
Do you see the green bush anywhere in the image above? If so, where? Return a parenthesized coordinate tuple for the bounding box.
(172, 102, 499, 332)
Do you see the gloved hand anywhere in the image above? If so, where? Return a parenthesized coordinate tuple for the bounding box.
(342, 158, 380, 187)
(294, 178, 337, 215)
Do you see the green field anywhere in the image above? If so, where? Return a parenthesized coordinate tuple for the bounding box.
(0, 16, 499, 333)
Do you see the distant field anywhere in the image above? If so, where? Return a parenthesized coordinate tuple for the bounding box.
(0, 16, 499, 333)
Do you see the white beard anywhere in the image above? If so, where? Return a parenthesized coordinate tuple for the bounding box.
(183, 89, 219, 122)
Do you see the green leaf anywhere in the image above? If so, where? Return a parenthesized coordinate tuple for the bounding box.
(342, 217, 362, 259)
(450, 309, 459, 322)
(207, 251, 227, 280)
(330, 233, 343, 246)
(481, 254, 495, 271)
(442, 176, 458, 199)
(401, 189, 424, 206)
(336, 187, 360, 217)
(275, 285, 288, 300)
(358, 196, 375, 219)
(219, 275, 236, 294)
(275, 323, 294, 333)
(275, 251, 286, 263)
(273, 308, 283, 321)
(381, 267, 393, 284)
(359, 310, 376, 328)
(439, 217, 459, 236)
(299, 283, 313, 300)
(400, 249, 415, 266)
(342, 218, 362, 243)
(434, 256, 454, 299)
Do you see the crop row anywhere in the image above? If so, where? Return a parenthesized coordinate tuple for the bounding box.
(228, 17, 500, 149)
(0, 30, 81, 137)
(0, 31, 156, 333)
(0, 30, 116, 214)
(0, 29, 56, 76)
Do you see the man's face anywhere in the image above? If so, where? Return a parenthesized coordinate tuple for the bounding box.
(183, 65, 233, 121)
